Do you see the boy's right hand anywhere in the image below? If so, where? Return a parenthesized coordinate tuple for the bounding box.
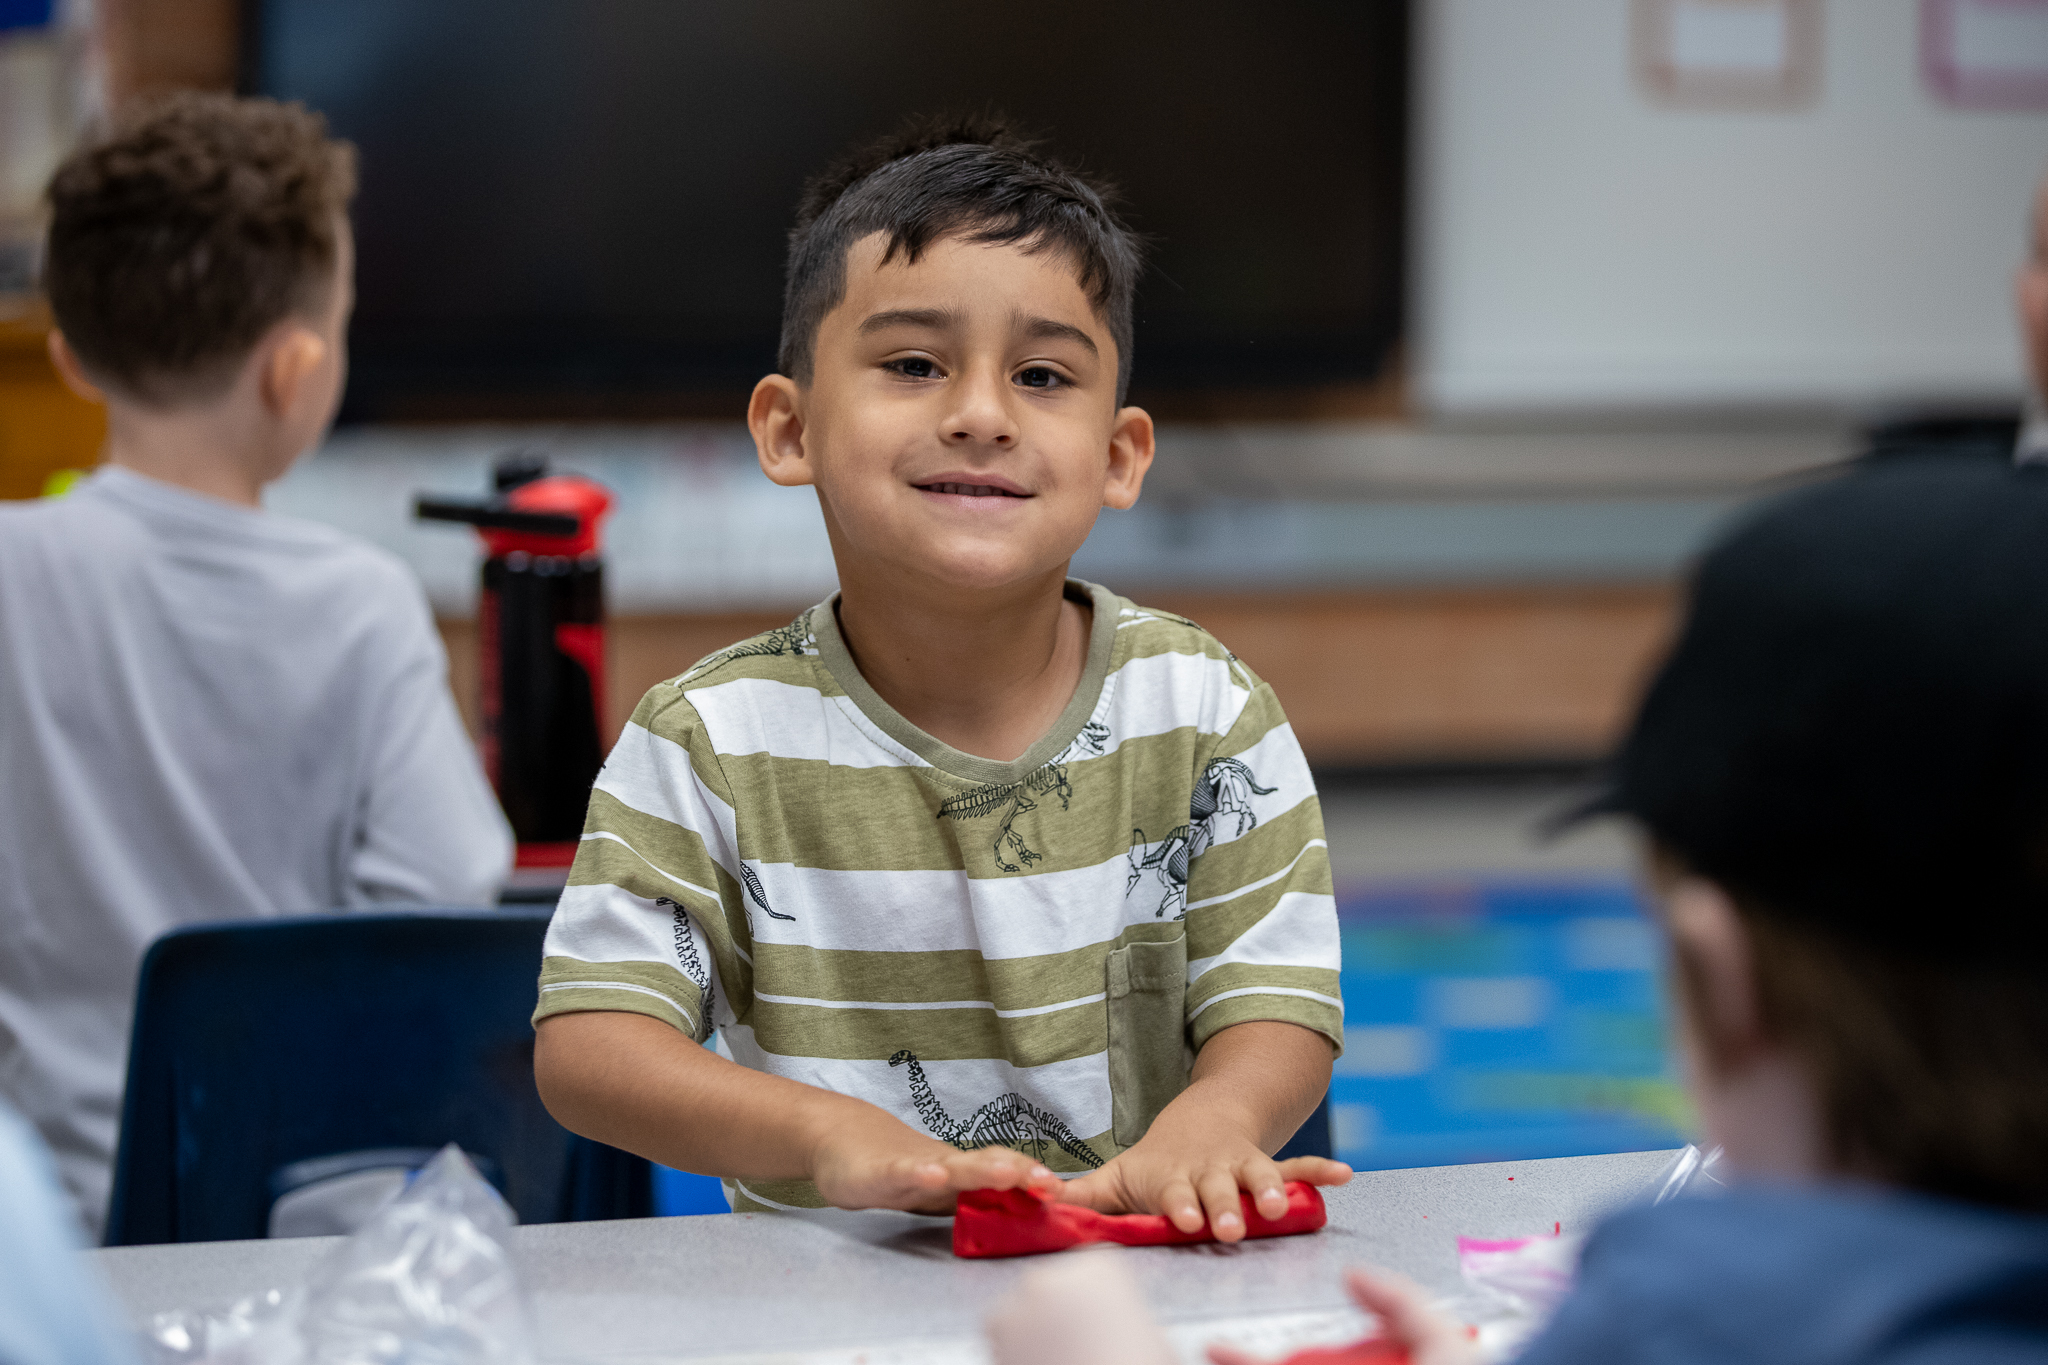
(809, 1109, 1063, 1213)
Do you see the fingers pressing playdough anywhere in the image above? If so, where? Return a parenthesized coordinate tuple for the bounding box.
(814, 1139, 1060, 1214)
(1060, 1147, 1352, 1244)
(935, 1147, 1062, 1203)
(1196, 1165, 1249, 1239)
(1278, 1155, 1355, 1188)
(1065, 1158, 1259, 1241)
(1242, 1163, 1291, 1224)
(1057, 1164, 1144, 1217)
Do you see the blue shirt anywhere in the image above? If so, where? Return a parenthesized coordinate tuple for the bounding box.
(1518, 1183, 2048, 1365)
(0, 1101, 138, 1365)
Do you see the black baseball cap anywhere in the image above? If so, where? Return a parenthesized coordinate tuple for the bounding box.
(1580, 458, 2048, 961)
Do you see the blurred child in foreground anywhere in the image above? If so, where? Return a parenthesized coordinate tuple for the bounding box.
(0, 94, 510, 1235)
(0, 1098, 136, 1365)
(991, 459, 2048, 1364)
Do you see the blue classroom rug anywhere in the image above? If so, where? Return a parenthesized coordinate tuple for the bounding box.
(1331, 876, 1689, 1171)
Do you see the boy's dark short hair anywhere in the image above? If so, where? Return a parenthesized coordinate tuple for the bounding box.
(43, 92, 357, 405)
(1598, 460, 2048, 1208)
(779, 114, 1145, 404)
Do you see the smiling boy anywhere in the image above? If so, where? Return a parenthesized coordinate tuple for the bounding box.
(533, 120, 1346, 1234)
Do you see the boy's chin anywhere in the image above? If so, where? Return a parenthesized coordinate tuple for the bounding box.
(898, 546, 1077, 596)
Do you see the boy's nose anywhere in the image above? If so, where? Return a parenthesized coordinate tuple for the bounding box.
(944, 372, 1019, 447)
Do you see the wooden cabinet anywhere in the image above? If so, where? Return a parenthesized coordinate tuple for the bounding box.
(440, 587, 1679, 769)
(0, 302, 103, 499)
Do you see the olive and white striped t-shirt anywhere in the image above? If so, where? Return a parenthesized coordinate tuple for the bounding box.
(535, 580, 1342, 1211)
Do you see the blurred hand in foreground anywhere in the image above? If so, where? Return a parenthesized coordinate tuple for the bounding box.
(986, 1251, 1176, 1365)
(1209, 1268, 1479, 1365)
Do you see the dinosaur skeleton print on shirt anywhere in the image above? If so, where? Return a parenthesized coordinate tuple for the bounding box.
(890, 1049, 1104, 1168)
(658, 896, 715, 1025)
(1127, 757, 1277, 920)
(936, 719, 1111, 873)
(677, 611, 817, 687)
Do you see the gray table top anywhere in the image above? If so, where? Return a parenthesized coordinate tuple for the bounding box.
(90, 1149, 1677, 1362)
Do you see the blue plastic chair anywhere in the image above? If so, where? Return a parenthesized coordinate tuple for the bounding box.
(1276, 1093, 1334, 1162)
(105, 908, 651, 1245)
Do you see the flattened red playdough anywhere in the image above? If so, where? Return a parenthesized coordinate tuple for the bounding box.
(1271, 1340, 1410, 1365)
(951, 1180, 1327, 1258)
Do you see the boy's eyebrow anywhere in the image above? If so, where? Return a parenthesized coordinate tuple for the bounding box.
(858, 307, 964, 335)
(1016, 313, 1099, 356)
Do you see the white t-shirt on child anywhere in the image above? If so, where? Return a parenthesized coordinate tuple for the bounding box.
(0, 465, 513, 1234)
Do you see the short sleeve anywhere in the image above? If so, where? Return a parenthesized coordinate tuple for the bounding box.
(534, 685, 754, 1042)
(348, 570, 513, 906)
(1180, 675, 1343, 1054)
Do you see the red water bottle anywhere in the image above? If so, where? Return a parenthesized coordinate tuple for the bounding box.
(417, 455, 613, 869)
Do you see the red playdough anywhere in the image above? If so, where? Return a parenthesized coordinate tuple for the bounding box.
(951, 1180, 1327, 1258)
(1269, 1341, 1409, 1365)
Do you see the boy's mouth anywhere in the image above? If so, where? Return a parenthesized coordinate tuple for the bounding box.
(913, 475, 1030, 499)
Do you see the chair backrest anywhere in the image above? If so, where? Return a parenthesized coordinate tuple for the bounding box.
(105, 908, 648, 1245)
(1275, 1092, 1334, 1162)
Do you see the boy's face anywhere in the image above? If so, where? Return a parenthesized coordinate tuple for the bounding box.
(751, 233, 1153, 597)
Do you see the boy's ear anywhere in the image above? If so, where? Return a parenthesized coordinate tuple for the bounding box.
(750, 374, 816, 488)
(1101, 405, 1155, 511)
(1666, 878, 1767, 1072)
(259, 324, 329, 419)
(46, 332, 106, 404)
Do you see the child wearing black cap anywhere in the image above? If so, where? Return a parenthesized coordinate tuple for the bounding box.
(990, 458, 2048, 1364)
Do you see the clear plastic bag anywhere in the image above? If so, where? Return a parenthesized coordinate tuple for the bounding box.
(1439, 1146, 1728, 1360)
(1446, 1223, 1584, 1362)
(146, 1289, 304, 1365)
(144, 1145, 534, 1365)
(1648, 1143, 1728, 1205)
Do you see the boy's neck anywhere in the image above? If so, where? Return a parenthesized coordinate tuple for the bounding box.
(835, 566, 1092, 765)
(102, 399, 278, 509)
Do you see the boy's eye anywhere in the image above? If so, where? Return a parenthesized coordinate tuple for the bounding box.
(885, 357, 939, 379)
(1014, 366, 1065, 389)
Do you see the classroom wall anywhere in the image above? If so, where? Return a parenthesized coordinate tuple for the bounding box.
(439, 585, 1682, 771)
(1420, 0, 2048, 413)
(6, 1, 1891, 768)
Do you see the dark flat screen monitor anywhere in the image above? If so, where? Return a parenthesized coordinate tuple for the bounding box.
(247, 2, 1407, 420)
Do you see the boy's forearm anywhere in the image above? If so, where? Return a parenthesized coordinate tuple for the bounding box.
(1176, 1020, 1338, 1153)
(534, 1010, 891, 1179)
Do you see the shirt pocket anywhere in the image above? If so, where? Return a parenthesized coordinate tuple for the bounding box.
(1105, 933, 1191, 1147)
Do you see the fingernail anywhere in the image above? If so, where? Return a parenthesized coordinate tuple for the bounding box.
(1031, 1165, 1051, 1178)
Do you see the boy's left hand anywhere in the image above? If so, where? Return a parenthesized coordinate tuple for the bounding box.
(1057, 1101, 1351, 1242)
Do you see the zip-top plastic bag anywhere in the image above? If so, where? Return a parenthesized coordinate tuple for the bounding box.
(1435, 1145, 1726, 1361)
(1649, 1143, 1728, 1205)
(144, 1145, 534, 1365)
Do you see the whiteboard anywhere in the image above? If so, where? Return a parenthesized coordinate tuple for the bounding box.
(1418, 0, 2048, 413)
